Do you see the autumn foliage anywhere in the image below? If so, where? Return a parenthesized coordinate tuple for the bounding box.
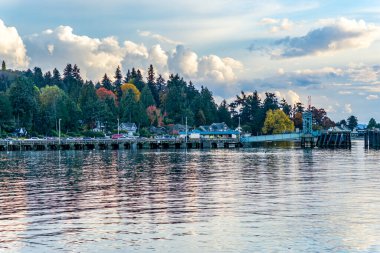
(121, 83, 140, 100)
(96, 87, 116, 101)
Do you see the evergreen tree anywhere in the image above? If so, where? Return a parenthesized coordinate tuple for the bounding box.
(44, 71, 52, 86)
(0, 92, 14, 132)
(217, 100, 232, 127)
(33, 67, 45, 88)
(51, 68, 63, 88)
(72, 64, 82, 82)
(140, 84, 156, 108)
(368, 118, 377, 129)
(114, 66, 123, 99)
(124, 69, 131, 83)
(280, 98, 291, 116)
(147, 65, 160, 106)
(101, 73, 113, 90)
(1, 60, 6, 71)
(156, 74, 166, 106)
(8, 77, 38, 129)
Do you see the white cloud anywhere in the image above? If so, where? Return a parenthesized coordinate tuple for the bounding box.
(138, 30, 182, 45)
(366, 94, 379, 100)
(0, 19, 29, 68)
(259, 17, 294, 33)
(344, 103, 352, 113)
(274, 89, 301, 105)
(273, 18, 380, 58)
(24, 26, 242, 85)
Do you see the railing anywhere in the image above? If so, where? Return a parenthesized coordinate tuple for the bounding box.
(241, 133, 302, 143)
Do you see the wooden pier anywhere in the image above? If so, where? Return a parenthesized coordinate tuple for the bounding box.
(364, 130, 380, 148)
(316, 131, 351, 148)
(0, 138, 242, 152)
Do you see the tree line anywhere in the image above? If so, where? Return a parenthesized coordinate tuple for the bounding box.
(0, 60, 345, 137)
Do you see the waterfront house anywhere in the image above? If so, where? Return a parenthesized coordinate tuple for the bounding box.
(149, 126, 167, 135)
(119, 122, 137, 134)
(92, 121, 105, 132)
(181, 122, 238, 139)
(167, 124, 189, 135)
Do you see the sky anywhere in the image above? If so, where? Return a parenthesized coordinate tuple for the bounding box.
(1, 0, 380, 122)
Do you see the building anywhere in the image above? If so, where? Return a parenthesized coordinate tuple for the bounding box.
(119, 122, 137, 134)
(180, 122, 238, 139)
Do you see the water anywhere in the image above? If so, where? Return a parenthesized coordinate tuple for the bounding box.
(0, 140, 379, 252)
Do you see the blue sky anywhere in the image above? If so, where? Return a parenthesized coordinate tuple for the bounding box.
(1, 0, 380, 122)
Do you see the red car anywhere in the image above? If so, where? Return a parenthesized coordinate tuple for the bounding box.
(111, 134, 124, 139)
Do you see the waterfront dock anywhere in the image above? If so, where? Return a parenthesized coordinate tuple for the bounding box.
(0, 138, 242, 151)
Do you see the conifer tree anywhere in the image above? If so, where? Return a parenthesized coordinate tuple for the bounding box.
(101, 73, 112, 90)
(1, 60, 6, 71)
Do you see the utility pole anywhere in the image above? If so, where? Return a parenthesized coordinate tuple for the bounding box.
(238, 116, 241, 142)
(185, 116, 188, 143)
(58, 118, 61, 145)
(117, 118, 120, 135)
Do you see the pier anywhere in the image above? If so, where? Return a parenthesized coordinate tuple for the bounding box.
(364, 129, 380, 148)
(0, 138, 242, 152)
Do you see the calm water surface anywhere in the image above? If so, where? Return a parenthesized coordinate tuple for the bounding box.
(0, 140, 379, 252)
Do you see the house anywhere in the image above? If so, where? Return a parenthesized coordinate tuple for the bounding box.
(13, 127, 27, 137)
(149, 126, 167, 135)
(167, 124, 189, 135)
(329, 124, 351, 132)
(92, 121, 105, 132)
(180, 122, 238, 139)
(119, 122, 137, 134)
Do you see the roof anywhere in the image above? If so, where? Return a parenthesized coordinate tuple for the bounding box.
(180, 130, 239, 135)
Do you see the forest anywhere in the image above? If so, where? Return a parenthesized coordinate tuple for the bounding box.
(0, 60, 351, 137)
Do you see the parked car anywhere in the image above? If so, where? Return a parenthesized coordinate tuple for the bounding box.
(111, 134, 124, 139)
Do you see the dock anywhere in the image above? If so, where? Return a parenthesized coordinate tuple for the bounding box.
(0, 138, 242, 152)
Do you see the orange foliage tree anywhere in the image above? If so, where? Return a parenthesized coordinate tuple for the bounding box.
(146, 105, 164, 126)
(96, 87, 116, 101)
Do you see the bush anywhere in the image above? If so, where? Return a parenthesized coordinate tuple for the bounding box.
(82, 131, 105, 138)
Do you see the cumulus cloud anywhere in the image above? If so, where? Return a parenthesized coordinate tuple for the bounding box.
(138, 30, 182, 45)
(0, 19, 29, 68)
(272, 18, 380, 58)
(23, 25, 242, 84)
(274, 90, 301, 105)
(344, 103, 352, 113)
(366, 94, 379, 100)
(259, 18, 293, 33)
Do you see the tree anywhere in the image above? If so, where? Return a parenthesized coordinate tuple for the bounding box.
(1, 60, 6, 71)
(293, 112, 303, 130)
(280, 98, 291, 116)
(347, 115, 358, 130)
(8, 77, 38, 129)
(96, 87, 117, 101)
(44, 71, 52, 86)
(146, 105, 163, 126)
(121, 83, 140, 100)
(140, 84, 155, 108)
(263, 92, 279, 112)
(147, 65, 159, 105)
(368, 118, 377, 129)
(51, 68, 63, 88)
(217, 100, 232, 127)
(0, 92, 13, 132)
(33, 67, 45, 88)
(101, 73, 113, 91)
(114, 66, 123, 99)
(262, 109, 294, 134)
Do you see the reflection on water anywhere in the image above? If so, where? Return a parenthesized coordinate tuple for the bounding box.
(0, 140, 379, 252)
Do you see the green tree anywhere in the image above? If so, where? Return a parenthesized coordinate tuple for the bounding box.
(368, 118, 377, 129)
(0, 92, 14, 132)
(101, 73, 112, 90)
(33, 67, 45, 88)
(140, 84, 155, 108)
(262, 109, 294, 134)
(8, 77, 38, 130)
(1, 60, 6, 71)
(114, 66, 123, 99)
(217, 100, 232, 127)
(347, 115, 358, 130)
